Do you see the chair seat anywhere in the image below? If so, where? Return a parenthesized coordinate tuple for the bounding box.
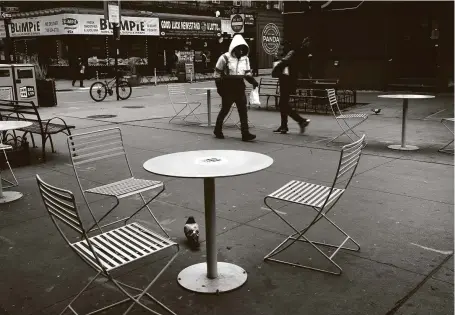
(86, 178, 163, 198)
(72, 222, 176, 271)
(20, 121, 73, 134)
(337, 114, 368, 119)
(0, 144, 12, 150)
(267, 180, 345, 208)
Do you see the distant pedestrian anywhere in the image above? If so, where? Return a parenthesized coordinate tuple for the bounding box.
(214, 34, 258, 142)
(271, 38, 311, 134)
(72, 57, 85, 88)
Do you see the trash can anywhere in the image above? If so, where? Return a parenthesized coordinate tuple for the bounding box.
(11, 64, 39, 105)
(177, 61, 186, 83)
(0, 64, 16, 101)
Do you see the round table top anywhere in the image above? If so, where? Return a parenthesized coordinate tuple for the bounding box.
(143, 150, 274, 179)
(189, 87, 218, 90)
(378, 94, 435, 99)
(0, 121, 32, 131)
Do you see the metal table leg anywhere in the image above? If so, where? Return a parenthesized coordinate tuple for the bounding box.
(388, 99, 419, 151)
(177, 177, 248, 294)
(0, 171, 23, 204)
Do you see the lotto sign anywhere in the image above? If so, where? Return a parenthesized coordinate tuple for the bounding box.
(230, 14, 244, 33)
(19, 86, 35, 98)
(261, 23, 280, 55)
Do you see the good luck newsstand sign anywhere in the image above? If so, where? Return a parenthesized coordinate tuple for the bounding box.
(159, 18, 221, 37)
(9, 14, 160, 37)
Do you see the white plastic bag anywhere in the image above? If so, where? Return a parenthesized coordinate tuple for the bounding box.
(249, 87, 261, 106)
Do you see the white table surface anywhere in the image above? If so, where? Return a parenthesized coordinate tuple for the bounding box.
(0, 121, 32, 132)
(143, 150, 274, 179)
(378, 94, 435, 99)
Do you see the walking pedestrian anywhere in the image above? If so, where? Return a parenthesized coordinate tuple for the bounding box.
(213, 34, 258, 142)
(271, 38, 312, 134)
(72, 57, 85, 88)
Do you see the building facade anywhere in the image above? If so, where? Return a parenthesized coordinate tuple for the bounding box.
(0, 1, 285, 79)
(283, 1, 454, 91)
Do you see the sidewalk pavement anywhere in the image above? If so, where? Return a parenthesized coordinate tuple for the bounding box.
(0, 88, 453, 315)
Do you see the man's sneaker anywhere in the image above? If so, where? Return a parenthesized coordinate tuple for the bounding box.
(273, 126, 289, 134)
(241, 132, 256, 142)
(299, 119, 311, 134)
(214, 131, 225, 139)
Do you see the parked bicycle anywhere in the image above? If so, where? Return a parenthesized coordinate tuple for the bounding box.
(89, 72, 132, 102)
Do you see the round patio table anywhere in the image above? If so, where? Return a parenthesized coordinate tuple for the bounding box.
(0, 121, 32, 204)
(377, 94, 435, 150)
(143, 150, 273, 294)
(190, 87, 218, 128)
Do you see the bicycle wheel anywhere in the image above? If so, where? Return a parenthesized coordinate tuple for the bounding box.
(90, 81, 108, 102)
(116, 80, 132, 100)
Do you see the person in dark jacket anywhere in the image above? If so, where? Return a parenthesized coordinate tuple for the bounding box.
(72, 57, 85, 88)
(213, 34, 258, 142)
(271, 37, 311, 134)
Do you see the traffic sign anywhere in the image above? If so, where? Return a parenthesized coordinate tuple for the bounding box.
(230, 14, 244, 33)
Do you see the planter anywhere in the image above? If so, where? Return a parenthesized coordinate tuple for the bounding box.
(125, 75, 141, 87)
(0, 138, 30, 169)
(37, 79, 58, 107)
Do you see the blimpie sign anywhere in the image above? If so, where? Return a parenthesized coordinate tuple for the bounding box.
(8, 14, 159, 37)
(159, 18, 221, 37)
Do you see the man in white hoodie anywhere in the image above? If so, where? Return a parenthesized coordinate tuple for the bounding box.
(213, 34, 258, 142)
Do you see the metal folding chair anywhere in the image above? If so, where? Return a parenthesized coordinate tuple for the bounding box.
(167, 84, 201, 123)
(67, 128, 168, 237)
(326, 88, 368, 145)
(36, 175, 179, 315)
(263, 134, 367, 275)
(438, 118, 454, 154)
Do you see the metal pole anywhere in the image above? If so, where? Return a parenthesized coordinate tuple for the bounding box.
(203, 177, 217, 279)
(401, 99, 408, 148)
(4, 18, 11, 62)
(207, 89, 211, 127)
(114, 23, 119, 101)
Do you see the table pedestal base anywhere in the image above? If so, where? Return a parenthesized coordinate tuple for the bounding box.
(199, 123, 212, 128)
(0, 191, 23, 204)
(388, 144, 419, 151)
(177, 262, 247, 294)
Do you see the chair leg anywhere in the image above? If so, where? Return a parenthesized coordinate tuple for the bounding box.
(48, 135, 56, 153)
(41, 136, 47, 162)
(125, 185, 170, 238)
(119, 250, 179, 315)
(438, 140, 454, 154)
(182, 104, 201, 122)
(1, 149, 18, 189)
(59, 271, 102, 315)
(169, 105, 188, 123)
(326, 119, 365, 145)
(61, 250, 179, 315)
(262, 197, 360, 275)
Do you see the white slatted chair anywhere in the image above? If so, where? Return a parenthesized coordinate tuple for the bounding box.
(67, 128, 168, 236)
(326, 88, 368, 145)
(36, 175, 179, 315)
(263, 134, 367, 275)
(167, 84, 201, 123)
(438, 118, 454, 154)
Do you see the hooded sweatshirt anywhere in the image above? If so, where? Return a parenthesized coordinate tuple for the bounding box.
(215, 34, 252, 80)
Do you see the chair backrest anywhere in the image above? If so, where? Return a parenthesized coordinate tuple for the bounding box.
(259, 78, 279, 94)
(0, 99, 43, 126)
(36, 175, 108, 272)
(36, 174, 84, 237)
(326, 88, 342, 117)
(67, 127, 127, 167)
(333, 134, 366, 188)
(167, 84, 189, 104)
